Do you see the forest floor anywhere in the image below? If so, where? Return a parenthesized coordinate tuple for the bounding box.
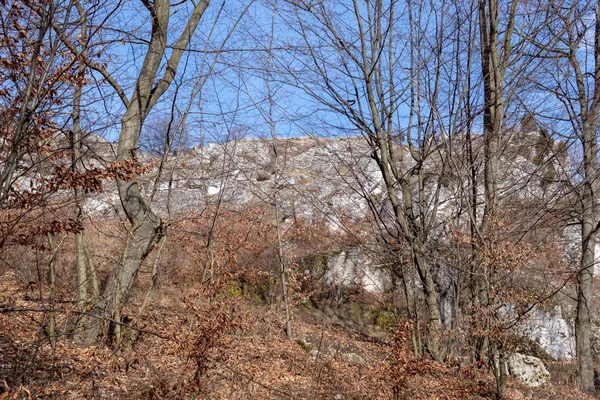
(0, 270, 594, 400)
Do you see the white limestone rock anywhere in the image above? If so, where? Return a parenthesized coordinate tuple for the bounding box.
(508, 353, 550, 387)
(323, 248, 392, 294)
(521, 306, 575, 361)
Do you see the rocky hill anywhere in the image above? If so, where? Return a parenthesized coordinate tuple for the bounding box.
(84, 130, 570, 226)
(79, 131, 583, 362)
(1, 130, 593, 398)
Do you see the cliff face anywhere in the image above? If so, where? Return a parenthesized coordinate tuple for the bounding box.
(85, 136, 384, 224)
(84, 131, 571, 222)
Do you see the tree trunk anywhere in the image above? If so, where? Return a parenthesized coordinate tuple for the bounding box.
(577, 220, 595, 394)
(576, 118, 598, 394)
(413, 243, 442, 360)
(83, 112, 163, 344)
(47, 233, 57, 349)
(275, 197, 292, 339)
(72, 2, 88, 326)
(575, 3, 600, 392)
(490, 342, 507, 400)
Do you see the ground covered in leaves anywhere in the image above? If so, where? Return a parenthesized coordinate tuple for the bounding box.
(0, 273, 592, 400)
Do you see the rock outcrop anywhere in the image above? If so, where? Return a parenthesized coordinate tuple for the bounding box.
(507, 353, 550, 387)
(323, 248, 392, 294)
(500, 304, 575, 361)
(521, 306, 575, 361)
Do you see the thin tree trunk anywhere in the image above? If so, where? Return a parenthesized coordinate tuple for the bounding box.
(266, 0, 291, 339)
(83, 236, 99, 305)
(576, 117, 598, 394)
(47, 233, 57, 349)
(72, 0, 88, 322)
(275, 196, 292, 338)
(397, 259, 422, 358)
(569, 3, 600, 392)
(490, 342, 507, 399)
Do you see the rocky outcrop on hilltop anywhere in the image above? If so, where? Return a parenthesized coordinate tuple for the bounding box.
(85, 136, 385, 225)
(84, 131, 570, 224)
(79, 132, 584, 363)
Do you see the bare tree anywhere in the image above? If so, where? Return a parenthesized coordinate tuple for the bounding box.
(276, 0, 467, 360)
(0, 0, 81, 212)
(526, 0, 600, 393)
(62, 0, 213, 343)
(253, 0, 293, 338)
(476, 0, 518, 396)
(0, 0, 56, 206)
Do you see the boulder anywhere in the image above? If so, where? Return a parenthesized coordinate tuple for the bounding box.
(323, 248, 392, 294)
(297, 334, 367, 364)
(508, 353, 549, 387)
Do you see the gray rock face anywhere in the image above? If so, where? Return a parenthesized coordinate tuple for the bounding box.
(82, 134, 570, 243)
(499, 304, 575, 361)
(507, 353, 550, 387)
(323, 248, 392, 294)
(521, 306, 575, 361)
(84, 136, 384, 225)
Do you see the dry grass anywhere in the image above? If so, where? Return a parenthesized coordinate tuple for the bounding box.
(0, 213, 594, 400)
(0, 269, 593, 400)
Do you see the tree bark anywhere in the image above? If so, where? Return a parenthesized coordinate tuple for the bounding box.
(72, 0, 89, 329)
(412, 242, 442, 360)
(576, 117, 598, 394)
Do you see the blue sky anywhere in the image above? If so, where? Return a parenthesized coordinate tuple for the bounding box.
(76, 0, 591, 154)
